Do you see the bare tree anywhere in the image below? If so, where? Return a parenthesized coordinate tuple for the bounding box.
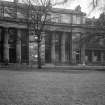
(88, 0, 105, 16)
(23, 0, 101, 68)
(21, 0, 68, 68)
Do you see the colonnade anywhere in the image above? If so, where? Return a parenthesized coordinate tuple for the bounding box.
(49, 31, 105, 64)
(50, 31, 72, 63)
(2, 28, 21, 63)
(85, 50, 105, 63)
(78, 47, 105, 65)
(2, 28, 105, 64)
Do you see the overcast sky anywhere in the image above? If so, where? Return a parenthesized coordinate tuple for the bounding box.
(55, 0, 103, 18)
(2, 0, 104, 18)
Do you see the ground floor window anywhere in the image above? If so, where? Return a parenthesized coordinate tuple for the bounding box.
(9, 47, 16, 63)
(0, 27, 4, 62)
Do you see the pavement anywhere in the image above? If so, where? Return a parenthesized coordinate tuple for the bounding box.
(0, 63, 105, 71)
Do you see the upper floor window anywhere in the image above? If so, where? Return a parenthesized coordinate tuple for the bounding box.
(77, 16, 81, 24)
(61, 14, 70, 24)
(51, 13, 61, 23)
(83, 17, 86, 24)
(73, 15, 77, 24)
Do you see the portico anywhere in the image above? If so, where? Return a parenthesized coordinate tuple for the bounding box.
(0, 27, 29, 64)
(45, 30, 72, 64)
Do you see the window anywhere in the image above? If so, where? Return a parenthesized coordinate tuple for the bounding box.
(83, 17, 86, 24)
(77, 16, 81, 24)
(4, 6, 16, 18)
(0, 6, 3, 17)
(73, 15, 77, 24)
(69, 14, 72, 23)
(8, 29, 17, 44)
(61, 14, 70, 23)
(51, 13, 61, 23)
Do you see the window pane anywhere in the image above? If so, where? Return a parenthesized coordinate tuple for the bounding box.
(61, 14, 70, 23)
(73, 15, 76, 24)
(77, 16, 81, 24)
(83, 17, 86, 24)
(51, 13, 60, 23)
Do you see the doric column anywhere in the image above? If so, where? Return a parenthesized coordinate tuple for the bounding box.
(41, 32, 45, 64)
(4, 28, 9, 62)
(72, 51, 76, 64)
(101, 51, 104, 63)
(70, 32, 73, 64)
(92, 50, 94, 62)
(92, 50, 96, 62)
(81, 44, 85, 65)
(72, 33, 76, 64)
(51, 32, 56, 63)
(61, 32, 66, 63)
(16, 29, 21, 63)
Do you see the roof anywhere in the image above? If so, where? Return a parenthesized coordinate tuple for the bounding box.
(0, 0, 86, 18)
(51, 8, 86, 16)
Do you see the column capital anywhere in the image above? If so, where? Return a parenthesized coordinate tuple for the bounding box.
(101, 51, 104, 63)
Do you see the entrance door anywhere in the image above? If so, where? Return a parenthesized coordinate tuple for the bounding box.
(8, 28, 17, 63)
(76, 50, 81, 64)
(0, 28, 4, 62)
(9, 48, 16, 63)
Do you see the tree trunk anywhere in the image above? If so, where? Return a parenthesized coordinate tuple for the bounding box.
(37, 37, 42, 69)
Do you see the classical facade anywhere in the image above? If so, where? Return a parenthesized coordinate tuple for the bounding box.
(0, 1, 105, 65)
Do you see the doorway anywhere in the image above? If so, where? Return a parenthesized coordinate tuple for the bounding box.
(0, 28, 4, 62)
(9, 47, 16, 63)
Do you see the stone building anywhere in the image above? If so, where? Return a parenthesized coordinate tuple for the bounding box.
(0, 0, 105, 65)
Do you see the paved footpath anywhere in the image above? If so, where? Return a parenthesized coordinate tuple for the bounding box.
(0, 63, 105, 71)
(44, 65, 105, 70)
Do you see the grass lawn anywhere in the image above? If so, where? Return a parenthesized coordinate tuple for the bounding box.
(0, 70, 105, 105)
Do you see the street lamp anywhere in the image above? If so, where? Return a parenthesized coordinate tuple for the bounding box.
(34, 35, 38, 40)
